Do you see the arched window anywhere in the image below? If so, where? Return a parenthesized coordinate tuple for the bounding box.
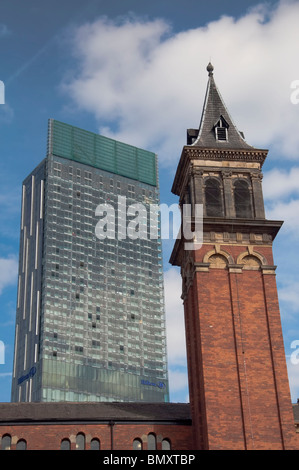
(162, 439, 171, 450)
(205, 178, 223, 217)
(90, 438, 100, 450)
(133, 438, 143, 450)
(76, 433, 85, 450)
(1, 434, 11, 450)
(16, 439, 27, 450)
(60, 438, 71, 450)
(147, 433, 156, 450)
(234, 179, 252, 218)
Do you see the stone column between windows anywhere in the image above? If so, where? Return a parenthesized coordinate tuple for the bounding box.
(251, 173, 265, 219)
(192, 169, 204, 206)
(222, 171, 235, 218)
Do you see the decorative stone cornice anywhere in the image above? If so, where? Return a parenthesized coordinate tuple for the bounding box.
(184, 147, 268, 164)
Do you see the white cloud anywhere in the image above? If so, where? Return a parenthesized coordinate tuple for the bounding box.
(62, 1, 299, 167)
(0, 256, 18, 295)
(263, 167, 299, 201)
(265, 198, 299, 234)
(279, 281, 299, 313)
(0, 372, 12, 379)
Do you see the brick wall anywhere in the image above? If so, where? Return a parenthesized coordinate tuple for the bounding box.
(184, 243, 297, 450)
(0, 422, 192, 450)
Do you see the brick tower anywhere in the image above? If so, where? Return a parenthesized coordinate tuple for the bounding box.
(170, 63, 297, 450)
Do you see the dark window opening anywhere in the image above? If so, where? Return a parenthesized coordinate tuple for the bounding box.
(1, 434, 11, 450)
(16, 439, 27, 450)
(90, 438, 100, 450)
(133, 438, 143, 450)
(162, 439, 171, 450)
(205, 178, 223, 217)
(76, 433, 85, 450)
(60, 438, 71, 450)
(234, 180, 253, 218)
(147, 433, 156, 450)
(216, 127, 227, 141)
(214, 116, 229, 142)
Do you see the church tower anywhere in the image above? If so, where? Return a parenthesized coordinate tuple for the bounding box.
(170, 64, 297, 450)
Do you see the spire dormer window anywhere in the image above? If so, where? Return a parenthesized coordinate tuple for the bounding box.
(214, 116, 229, 142)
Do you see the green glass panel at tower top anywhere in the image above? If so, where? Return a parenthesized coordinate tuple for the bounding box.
(50, 119, 157, 186)
(11, 119, 169, 403)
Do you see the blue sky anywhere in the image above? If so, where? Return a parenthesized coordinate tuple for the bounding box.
(1, 0, 299, 404)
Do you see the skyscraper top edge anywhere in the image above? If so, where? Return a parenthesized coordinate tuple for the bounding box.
(47, 119, 157, 187)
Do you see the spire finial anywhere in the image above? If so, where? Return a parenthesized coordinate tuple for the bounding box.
(207, 62, 214, 76)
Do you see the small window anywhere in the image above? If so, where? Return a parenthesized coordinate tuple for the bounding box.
(205, 178, 223, 217)
(216, 127, 227, 141)
(133, 438, 143, 450)
(90, 438, 100, 450)
(60, 438, 71, 450)
(147, 433, 156, 450)
(76, 433, 85, 450)
(214, 116, 229, 142)
(16, 439, 27, 450)
(234, 179, 252, 218)
(1, 434, 11, 450)
(162, 439, 171, 450)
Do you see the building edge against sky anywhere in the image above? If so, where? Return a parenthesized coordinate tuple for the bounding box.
(11, 119, 169, 403)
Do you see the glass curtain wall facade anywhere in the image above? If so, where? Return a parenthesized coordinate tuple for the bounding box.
(11, 119, 169, 403)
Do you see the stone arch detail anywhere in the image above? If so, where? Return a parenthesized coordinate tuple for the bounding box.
(203, 246, 234, 268)
(236, 248, 268, 269)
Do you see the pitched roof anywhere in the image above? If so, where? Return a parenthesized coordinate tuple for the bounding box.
(0, 402, 191, 424)
(188, 63, 255, 150)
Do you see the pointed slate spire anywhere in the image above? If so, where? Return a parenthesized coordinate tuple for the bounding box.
(188, 63, 255, 150)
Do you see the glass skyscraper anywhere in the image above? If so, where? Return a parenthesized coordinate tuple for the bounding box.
(11, 119, 169, 403)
